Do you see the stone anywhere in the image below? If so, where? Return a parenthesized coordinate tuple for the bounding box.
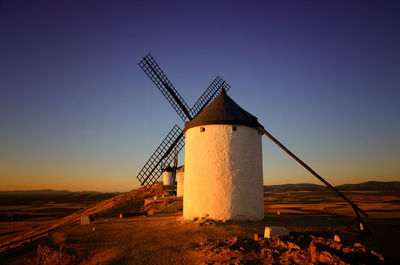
(353, 242, 364, 248)
(329, 241, 342, 251)
(319, 251, 333, 263)
(370, 250, 384, 261)
(342, 246, 352, 254)
(353, 242, 367, 252)
(264, 226, 289, 239)
(253, 234, 258, 241)
(80, 214, 91, 225)
(308, 242, 318, 263)
(287, 241, 300, 250)
(276, 238, 287, 249)
(196, 233, 386, 265)
(359, 222, 365, 232)
(147, 209, 156, 216)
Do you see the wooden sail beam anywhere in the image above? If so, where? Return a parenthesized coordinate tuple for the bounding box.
(258, 124, 368, 233)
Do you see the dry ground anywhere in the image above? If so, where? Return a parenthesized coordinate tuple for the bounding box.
(0, 192, 117, 244)
(1, 189, 399, 264)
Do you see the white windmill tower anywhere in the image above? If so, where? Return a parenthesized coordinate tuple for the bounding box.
(183, 88, 264, 221)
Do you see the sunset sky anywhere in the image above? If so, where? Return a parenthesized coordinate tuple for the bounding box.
(1, 1, 399, 192)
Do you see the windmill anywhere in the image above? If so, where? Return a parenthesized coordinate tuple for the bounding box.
(171, 150, 179, 185)
(136, 53, 367, 234)
(182, 87, 368, 234)
(136, 53, 231, 188)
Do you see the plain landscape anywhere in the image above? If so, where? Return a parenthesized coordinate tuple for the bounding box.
(0, 181, 399, 264)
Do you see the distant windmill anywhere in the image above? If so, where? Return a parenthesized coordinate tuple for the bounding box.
(160, 150, 179, 188)
(171, 150, 179, 185)
(136, 53, 230, 188)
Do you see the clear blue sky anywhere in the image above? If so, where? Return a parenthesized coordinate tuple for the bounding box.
(1, 0, 399, 192)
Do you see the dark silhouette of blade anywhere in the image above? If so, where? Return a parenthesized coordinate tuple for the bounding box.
(190, 76, 231, 117)
(136, 125, 184, 187)
(139, 53, 192, 121)
(137, 54, 231, 188)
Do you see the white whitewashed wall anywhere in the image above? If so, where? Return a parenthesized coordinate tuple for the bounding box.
(163, 171, 173, 185)
(183, 124, 264, 221)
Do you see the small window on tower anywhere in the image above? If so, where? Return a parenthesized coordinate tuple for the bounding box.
(200, 127, 205, 132)
(232, 126, 237, 131)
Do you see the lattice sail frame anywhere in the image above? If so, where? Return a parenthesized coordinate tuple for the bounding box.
(139, 54, 191, 121)
(190, 76, 231, 117)
(136, 125, 185, 187)
(137, 54, 231, 188)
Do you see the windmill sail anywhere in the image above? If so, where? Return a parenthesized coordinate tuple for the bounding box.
(137, 53, 231, 188)
(139, 53, 192, 121)
(136, 125, 185, 187)
(257, 124, 368, 233)
(190, 76, 231, 117)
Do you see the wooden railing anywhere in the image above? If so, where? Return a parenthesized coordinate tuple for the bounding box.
(0, 188, 163, 253)
(0, 227, 58, 252)
(0, 200, 130, 253)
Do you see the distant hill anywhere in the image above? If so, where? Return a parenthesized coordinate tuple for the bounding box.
(2, 181, 399, 195)
(263, 183, 324, 192)
(264, 181, 400, 192)
(335, 181, 400, 191)
(0, 189, 109, 195)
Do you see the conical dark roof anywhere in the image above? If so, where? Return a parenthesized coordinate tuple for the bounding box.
(184, 88, 259, 132)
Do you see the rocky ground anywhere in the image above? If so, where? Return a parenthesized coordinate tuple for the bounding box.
(11, 232, 392, 265)
(197, 234, 386, 265)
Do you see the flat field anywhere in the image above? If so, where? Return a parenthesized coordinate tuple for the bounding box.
(0, 189, 399, 264)
(264, 190, 400, 219)
(0, 192, 116, 244)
